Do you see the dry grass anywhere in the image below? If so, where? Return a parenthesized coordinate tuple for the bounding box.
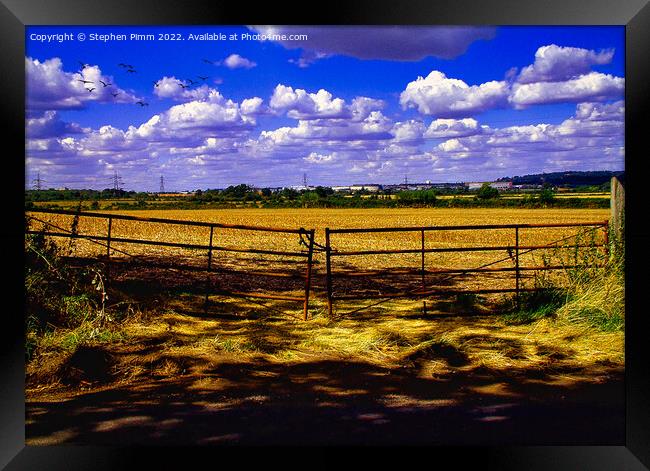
(25, 207, 620, 395)
(27, 294, 621, 394)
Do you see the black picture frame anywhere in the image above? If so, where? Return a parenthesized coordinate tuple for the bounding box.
(3, 0, 649, 468)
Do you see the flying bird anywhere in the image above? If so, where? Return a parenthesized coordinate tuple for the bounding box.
(202, 59, 214, 64)
(197, 75, 208, 81)
(126, 69, 137, 73)
(111, 91, 119, 97)
(136, 101, 149, 106)
(152, 80, 160, 87)
(99, 80, 112, 87)
(78, 61, 90, 69)
(178, 82, 189, 89)
(86, 88, 95, 93)
(186, 78, 196, 85)
(77, 79, 94, 84)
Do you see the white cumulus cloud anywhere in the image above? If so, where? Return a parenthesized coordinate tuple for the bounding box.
(399, 71, 509, 117)
(509, 72, 624, 108)
(517, 44, 615, 84)
(269, 84, 349, 119)
(26, 57, 139, 110)
(424, 118, 484, 138)
(222, 54, 257, 69)
(153, 76, 214, 102)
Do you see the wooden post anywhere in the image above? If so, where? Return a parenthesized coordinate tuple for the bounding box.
(515, 226, 520, 310)
(610, 176, 625, 258)
(325, 228, 333, 317)
(303, 229, 315, 321)
(603, 220, 610, 257)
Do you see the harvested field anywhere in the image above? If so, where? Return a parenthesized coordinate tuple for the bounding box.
(27, 208, 610, 308)
(24, 207, 623, 446)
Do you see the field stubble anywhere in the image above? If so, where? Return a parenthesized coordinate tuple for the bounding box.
(27, 207, 610, 297)
(25, 207, 623, 446)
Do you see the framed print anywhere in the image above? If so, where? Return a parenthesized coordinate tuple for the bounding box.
(3, 0, 650, 468)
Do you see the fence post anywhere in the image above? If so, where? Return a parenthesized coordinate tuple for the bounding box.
(106, 217, 112, 258)
(515, 225, 520, 310)
(610, 176, 624, 259)
(105, 216, 112, 283)
(207, 225, 214, 271)
(205, 225, 214, 312)
(421, 229, 426, 314)
(325, 228, 333, 317)
(603, 220, 610, 258)
(303, 229, 315, 321)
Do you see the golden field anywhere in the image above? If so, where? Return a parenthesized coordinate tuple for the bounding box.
(26, 206, 623, 443)
(26, 207, 610, 296)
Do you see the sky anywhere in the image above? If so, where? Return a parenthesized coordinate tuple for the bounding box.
(25, 25, 625, 191)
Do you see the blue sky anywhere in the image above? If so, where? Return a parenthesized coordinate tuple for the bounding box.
(26, 25, 624, 191)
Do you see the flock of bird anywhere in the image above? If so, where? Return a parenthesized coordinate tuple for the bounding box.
(74, 59, 217, 107)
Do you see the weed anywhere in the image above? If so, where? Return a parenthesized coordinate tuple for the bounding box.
(502, 221, 624, 332)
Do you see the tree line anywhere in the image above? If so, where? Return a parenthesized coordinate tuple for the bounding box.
(25, 183, 609, 210)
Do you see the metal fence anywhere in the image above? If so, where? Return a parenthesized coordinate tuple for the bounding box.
(324, 221, 609, 316)
(25, 209, 317, 320)
(25, 209, 610, 319)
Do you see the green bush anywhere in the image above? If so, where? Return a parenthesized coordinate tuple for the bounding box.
(501, 224, 624, 332)
(25, 217, 120, 362)
(476, 183, 500, 200)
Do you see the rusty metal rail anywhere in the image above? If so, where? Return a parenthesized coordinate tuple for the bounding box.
(26, 209, 317, 320)
(25, 208, 610, 320)
(324, 221, 609, 316)
(29, 208, 306, 233)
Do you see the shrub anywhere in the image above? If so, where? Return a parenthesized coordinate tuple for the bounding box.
(25, 216, 121, 362)
(475, 183, 500, 200)
(501, 224, 624, 332)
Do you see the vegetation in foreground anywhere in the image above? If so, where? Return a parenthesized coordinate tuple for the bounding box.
(501, 225, 624, 332)
(25, 215, 624, 394)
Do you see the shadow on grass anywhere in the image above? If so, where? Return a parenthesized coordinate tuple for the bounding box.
(27, 302, 624, 446)
(27, 354, 624, 446)
(26, 255, 624, 446)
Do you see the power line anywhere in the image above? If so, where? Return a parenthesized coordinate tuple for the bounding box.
(159, 175, 165, 193)
(111, 170, 124, 190)
(31, 172, 45, 190)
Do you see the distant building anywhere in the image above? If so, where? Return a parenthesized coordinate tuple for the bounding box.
(466, 182, 484, 190)
(513, 184, 543, 191)
(383, 184, 406, 192)
(466, 181, 513, 191)
(490, 181, 513, 191)
(430, 182, 466, 191)
(349, 184, 381, 193)
(332, 186, 351, 192)
(290, 185, 317, 191)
